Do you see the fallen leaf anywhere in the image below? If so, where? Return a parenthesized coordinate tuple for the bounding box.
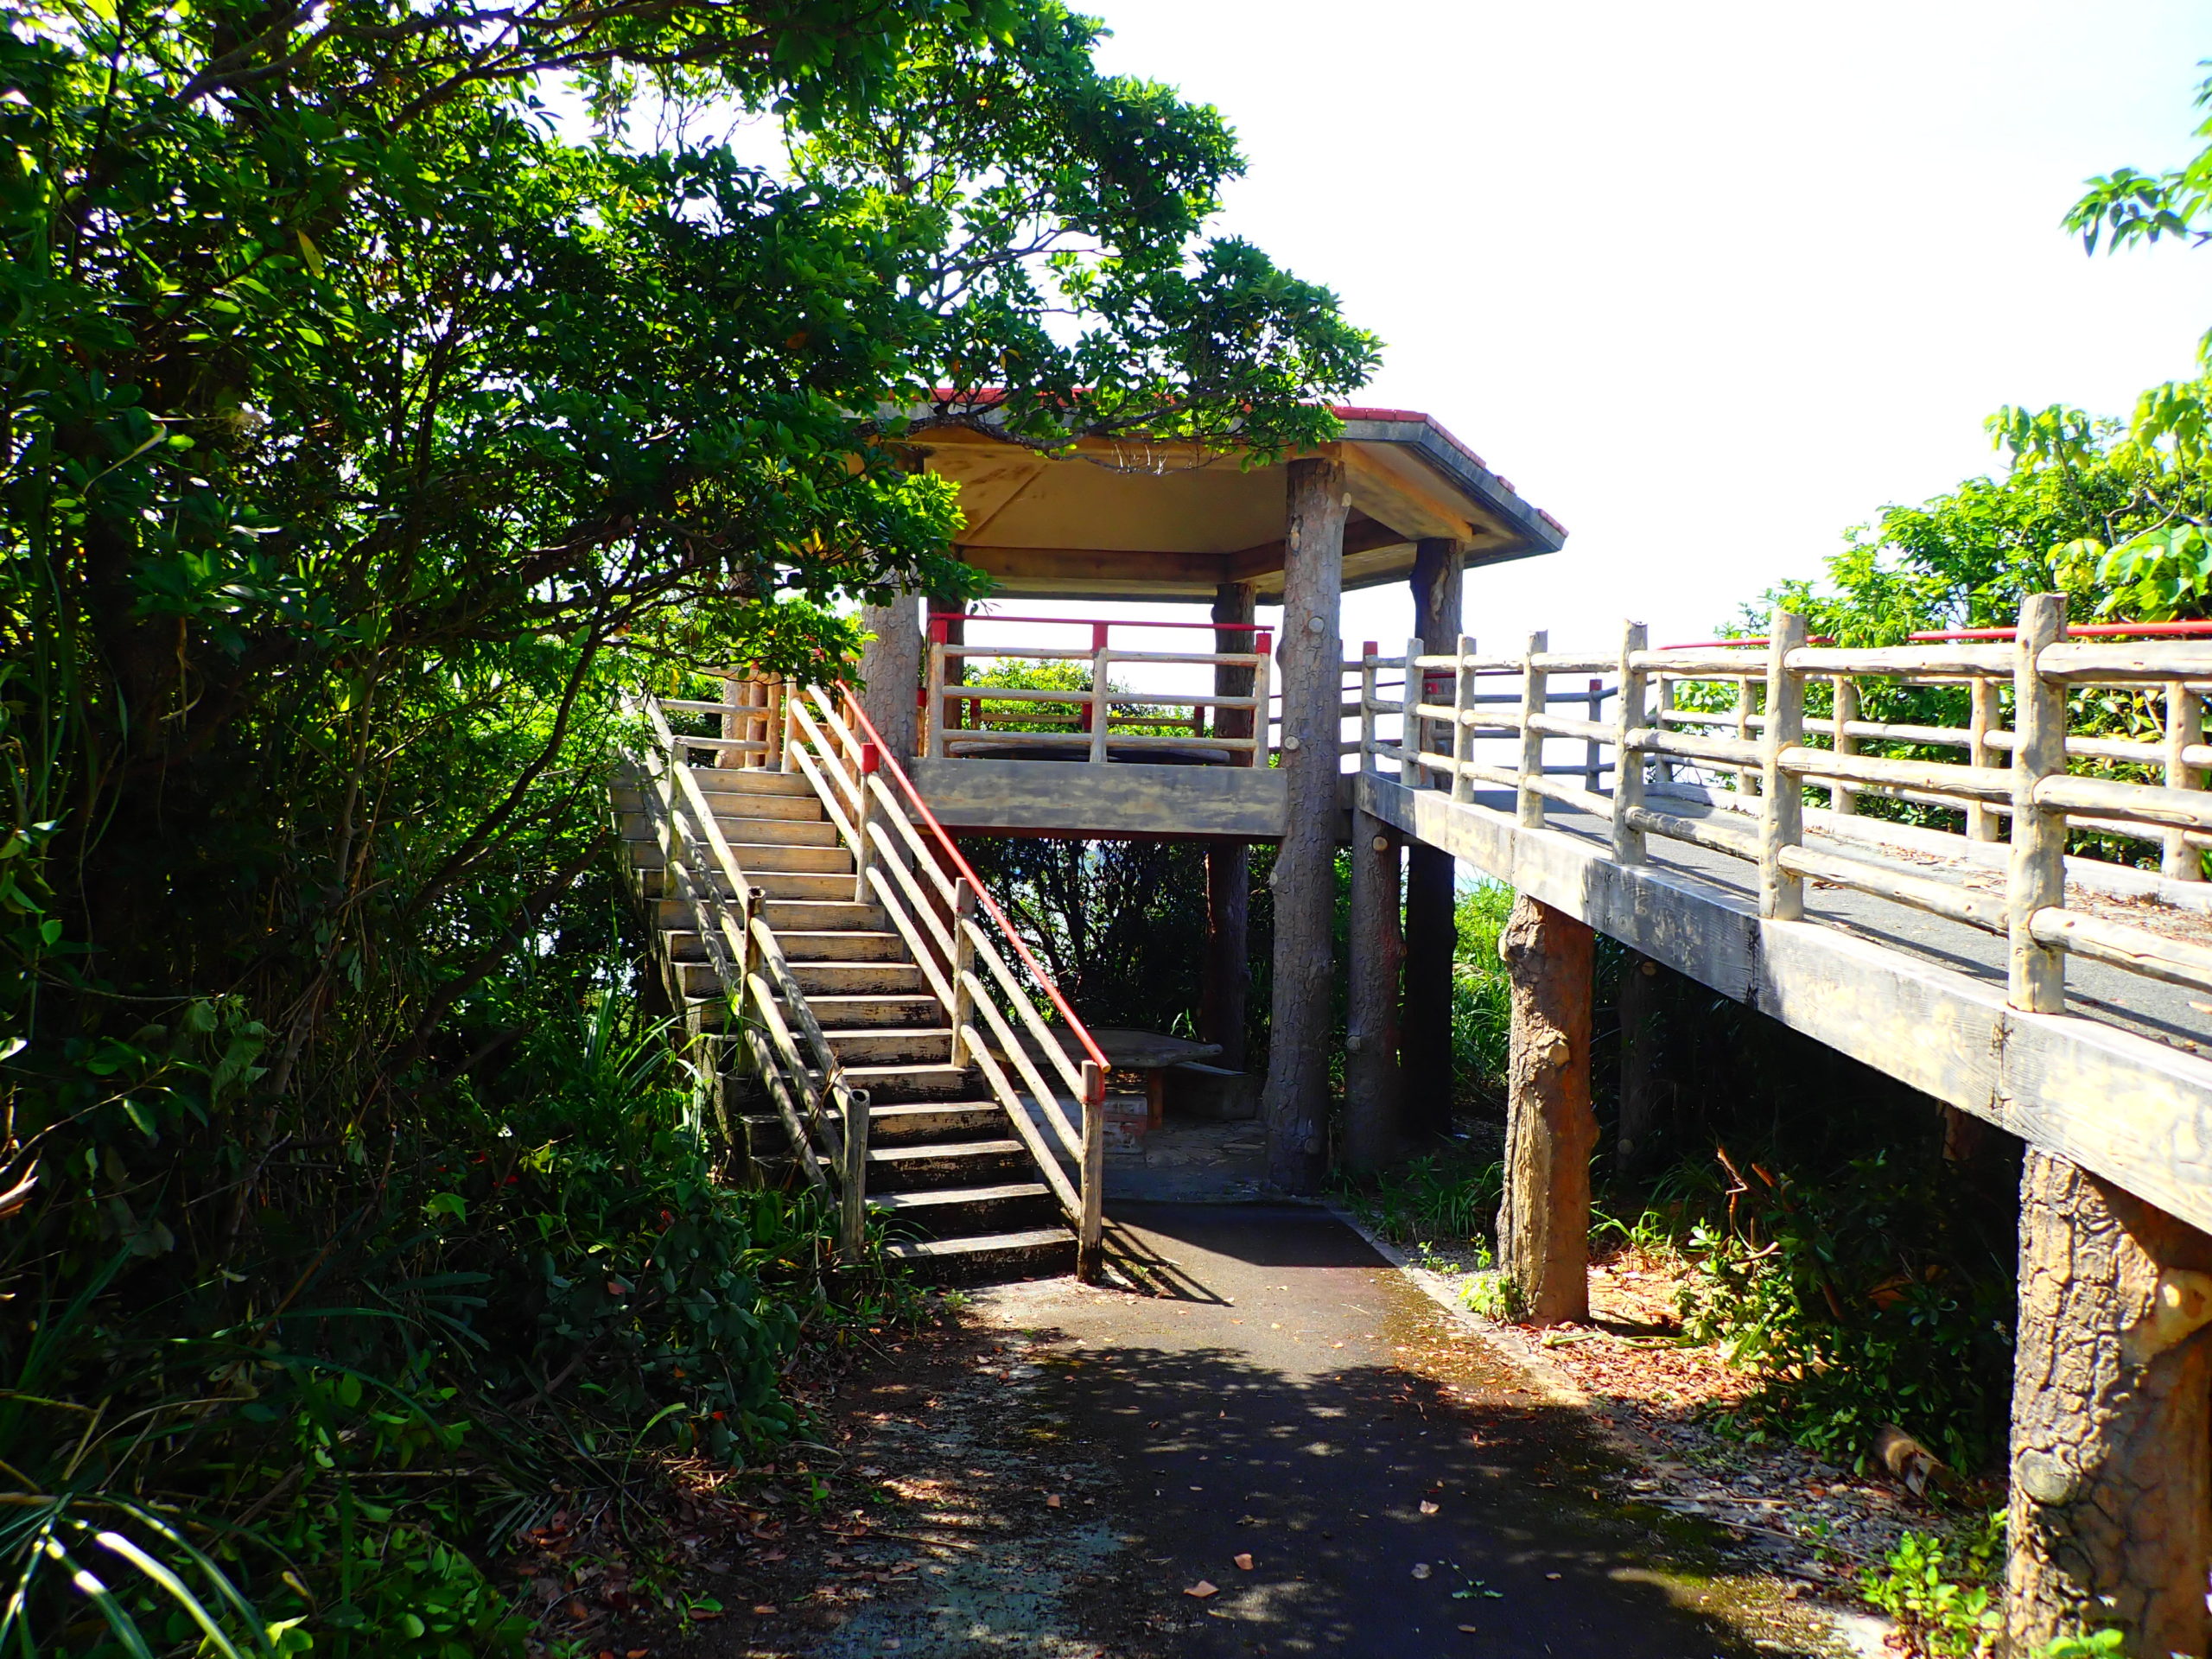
(1233, 1554, 1254, 1572)
(1046, 1495, 1063, 1509)
(1185, 1581, 1218, 1599)
(751, 1605, 778, 1616)
(1420, 1500, 1440, 1516)
(1459, 1625, 1479, 1634)
(1411, 1563, 1433, 1580)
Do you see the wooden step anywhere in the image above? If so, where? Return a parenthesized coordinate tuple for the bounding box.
(649, 874, 857, 918)
(868, 1101, 1006, 1142)
(626, 840, 851, 876)
(824, 1027, 952, 1066)
(687, 766, 812, 797)
(866, 1138, 1027, 1191)
(839, 1062, 973, 1102)
(789, 961, 928, 996)
(615, 785, 823, 823)
(866, 1181, 1058, 1240)
(791, 993, 944, 1029)
(880, 1227, 1076, 1285)
(763, 899, 886, 931)
(777, 930, 905, 963)
(710, 816, 841, 849)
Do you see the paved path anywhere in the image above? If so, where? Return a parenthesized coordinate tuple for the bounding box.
(947, 1204, 1834, 1658)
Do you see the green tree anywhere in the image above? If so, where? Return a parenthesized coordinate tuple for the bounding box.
(0, 0, 1378, 1646)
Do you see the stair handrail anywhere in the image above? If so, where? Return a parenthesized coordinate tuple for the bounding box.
(782, 683, 1109, 1279)
(638, 694, 870, 1255)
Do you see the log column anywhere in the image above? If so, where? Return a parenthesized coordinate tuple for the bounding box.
(1203, 581, 1257, 1070)
(1403, 537, 1465, 1138)
(1615, 950, 1667, 1179)
(1261, 456, 1347, 1193)
(1344, 811, 1403, 1175)
(1496, 894, 1595, 1324)
(2005, 1149, 2212, 1657)
(857, 591, 923, 761)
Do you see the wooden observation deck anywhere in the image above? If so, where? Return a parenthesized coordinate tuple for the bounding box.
(857, 405, 1567, 841)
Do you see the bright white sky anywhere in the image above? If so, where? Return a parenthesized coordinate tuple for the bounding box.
(1024, 0, 2211, 659)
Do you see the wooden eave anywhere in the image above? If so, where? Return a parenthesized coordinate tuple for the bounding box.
(905, 409, 1565, 603)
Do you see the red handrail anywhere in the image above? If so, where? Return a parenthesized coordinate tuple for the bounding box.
(835, 685, 1110, 1081)
(1910, 621, 2212, 641)
(929, 611, 1268, 643)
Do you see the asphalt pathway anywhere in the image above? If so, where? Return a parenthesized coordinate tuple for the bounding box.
(973, 1202, 1828, 1659)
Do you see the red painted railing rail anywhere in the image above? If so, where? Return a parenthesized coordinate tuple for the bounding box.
(837, 687, 1110, 1079)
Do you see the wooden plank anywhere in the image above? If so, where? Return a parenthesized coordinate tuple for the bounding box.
(909, 757, 1289, 838)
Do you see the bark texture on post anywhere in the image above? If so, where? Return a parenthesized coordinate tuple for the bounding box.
(1616, 951, 1667, 1178)
(1344, 810, 1403, 1175)
(1497, 894, 1595, 1325)
(1402, 537, 1465, 1139)
(1202, 582, 1257, 1069)
(1261, 457, 1346, 1193)
(2006, 1149, 2212, 1659)
(856, 591, 922, 761)
(1202, 843, 1249, 1071)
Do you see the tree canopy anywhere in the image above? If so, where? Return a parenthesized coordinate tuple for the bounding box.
(0, 2, 1378, 1647)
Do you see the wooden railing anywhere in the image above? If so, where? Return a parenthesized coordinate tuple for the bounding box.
(1358, 595, 2212, 1014)
(925, 613, 1272, 767)
(782, 683, 1112, 1278)
(637, 696, 869, 1255)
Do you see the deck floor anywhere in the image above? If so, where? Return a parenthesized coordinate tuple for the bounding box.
(1465, 787, 2212, 1059)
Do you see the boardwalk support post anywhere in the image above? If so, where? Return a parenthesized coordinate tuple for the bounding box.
(1203, 582, 1257, 1068)
(1616, 952, 1666, 1177)
(1345, 811, 1403, 1175)
(1259, 455, 1345, 1193)
(2005, 1149, 2212, 1658)
(1402, 546, 1465, 1136)
(1497, 893, 1595, 1325)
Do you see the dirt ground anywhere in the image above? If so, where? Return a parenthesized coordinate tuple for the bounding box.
(535, 1202, 1904, 1659)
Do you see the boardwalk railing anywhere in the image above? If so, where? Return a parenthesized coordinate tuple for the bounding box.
(637, 692, 870, 1255)
(1360, 595, 2212, 1014)
(783, 682, 1112, 1276)
(925, 613, 1273, 766)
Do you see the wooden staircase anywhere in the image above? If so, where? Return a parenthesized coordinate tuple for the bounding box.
(620, 744, 1084, 1283)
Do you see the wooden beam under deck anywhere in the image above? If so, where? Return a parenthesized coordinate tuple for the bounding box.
(1360, 770, 2212, 1243)
(912, 758, 1288, 839)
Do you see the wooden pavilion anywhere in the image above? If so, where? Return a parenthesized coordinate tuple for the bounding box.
(854, 404, 1566, 1176)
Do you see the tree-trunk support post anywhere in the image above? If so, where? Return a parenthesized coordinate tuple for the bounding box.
(1758, 611, 1808, 922)
(858, 592, 922, 763)
(1260, 455, 1346, 1193)
(1616, 951, 1665, 1178)
(839, 1086, 871, 1259)
(1402, 529, 1467, 1144)
(1344, 809, 1403, 1175)
(2005, 1148, 2212, 1657)
(1497, 894, 1595, 1324)
(1516, 632, 1549, 830)
(2010, 594, 2069, 1014)
(1203, 582, 1257, 1067)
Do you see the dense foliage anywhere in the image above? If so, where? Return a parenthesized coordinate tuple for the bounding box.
(0, 0, 1376, 1647)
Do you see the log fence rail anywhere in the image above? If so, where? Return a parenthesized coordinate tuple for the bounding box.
(1352, 600, 2212, 1013)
